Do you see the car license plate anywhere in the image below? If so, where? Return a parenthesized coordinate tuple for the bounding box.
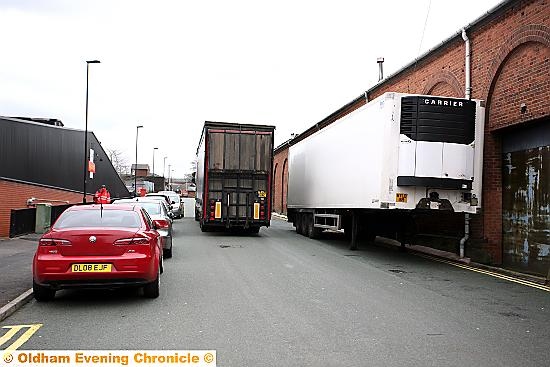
(71, 264, 112, 272)
(429, 201, 440, 210)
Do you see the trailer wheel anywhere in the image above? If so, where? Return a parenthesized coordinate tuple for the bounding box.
(296, 214, 304, 235)
(305, 214, 313, 237)
(307, 215, 322, 239)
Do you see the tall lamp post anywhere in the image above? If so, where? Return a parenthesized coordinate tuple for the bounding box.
(82, 60, 101, 203)
(152, 147, 158, 176)
(163, 156, 167, 190)
(168, 164, 171, 190)
(134, 125, 143, 196)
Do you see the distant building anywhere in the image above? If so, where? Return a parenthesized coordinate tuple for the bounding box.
(131, 164, 150, 177)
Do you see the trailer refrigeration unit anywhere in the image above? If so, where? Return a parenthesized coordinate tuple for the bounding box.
(195, 121, 275, 233)
(287, 92, 485, 249)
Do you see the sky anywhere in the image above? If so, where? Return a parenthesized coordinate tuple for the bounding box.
(0, 0, 503, 178)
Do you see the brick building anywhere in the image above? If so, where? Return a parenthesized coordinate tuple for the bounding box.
(272, 0, 549, 274)
(0, 117, 130, 238)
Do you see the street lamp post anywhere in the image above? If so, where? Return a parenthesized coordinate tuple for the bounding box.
(163, 156, 167, 190)
(152, 147, 158, 176)
(134, 125, 143, 196)
(82, 60, 100, 203)
(171, 169, 175, 191)
(168, 164, 171, 190)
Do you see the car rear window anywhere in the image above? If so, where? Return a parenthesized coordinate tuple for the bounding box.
(54, 209, 142, 229)
(135, 202, 161, 215)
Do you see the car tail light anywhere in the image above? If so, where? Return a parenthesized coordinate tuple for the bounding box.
(39, 238, 71, 246)
(153, 219, 170, 229)
(114, 236, 149, 245)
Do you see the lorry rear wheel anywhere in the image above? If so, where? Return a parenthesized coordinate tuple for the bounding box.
(248, 227, 260, 234)
(200, 219, 209, 232)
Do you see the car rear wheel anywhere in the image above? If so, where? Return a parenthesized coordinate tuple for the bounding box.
(143, 266, 160, 298)
(33, 280, 55, 302)
(163, 244, 173, 259)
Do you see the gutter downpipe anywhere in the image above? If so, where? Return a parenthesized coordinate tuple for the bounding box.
(459, 28, 471, 258)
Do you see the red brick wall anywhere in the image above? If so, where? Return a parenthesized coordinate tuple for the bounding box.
(272, 149, 288, 214)
(0, 179, 92, 238)
(272, 0, 550, 264)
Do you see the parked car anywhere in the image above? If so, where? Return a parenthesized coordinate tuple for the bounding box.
(157, 191, 184, 219)
(112, 198, 173, 258)
(146, 193, 172, 209)
(32, 204, 163, 301)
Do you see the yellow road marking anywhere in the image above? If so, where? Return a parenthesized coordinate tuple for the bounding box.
(0, 324, 42, 350)
(415, 253, 550, 292)
(0, 327, 21, 348)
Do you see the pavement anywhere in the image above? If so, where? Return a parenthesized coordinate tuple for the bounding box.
(0, 234, 38, 321)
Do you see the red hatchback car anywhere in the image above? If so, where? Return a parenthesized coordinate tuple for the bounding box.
(33, 204, 163, 301)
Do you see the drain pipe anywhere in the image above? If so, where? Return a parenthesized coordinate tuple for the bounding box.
(462, 29, 472, 99)
(459, 28, 471, 258)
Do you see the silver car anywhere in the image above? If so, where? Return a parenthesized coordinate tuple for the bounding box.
(112, 198, 174, 258)
(157, 191, 184, 219)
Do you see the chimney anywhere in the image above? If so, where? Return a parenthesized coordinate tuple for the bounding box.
(377, 57, 384, 81)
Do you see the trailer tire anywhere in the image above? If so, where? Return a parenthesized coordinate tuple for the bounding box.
(296, 214, 304, 235)
(306, 214, 320, 239)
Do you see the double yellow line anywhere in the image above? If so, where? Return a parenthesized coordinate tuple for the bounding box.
(0, 324, 42, 351)
(415, 253, 550, 292)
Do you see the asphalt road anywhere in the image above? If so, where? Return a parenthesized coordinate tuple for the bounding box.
(2, 218, 549, 366)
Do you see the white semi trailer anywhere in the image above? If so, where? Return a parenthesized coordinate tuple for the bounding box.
(287, 92, 485, 249)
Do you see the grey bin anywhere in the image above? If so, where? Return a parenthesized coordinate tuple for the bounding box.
(35, 203, 52, 234)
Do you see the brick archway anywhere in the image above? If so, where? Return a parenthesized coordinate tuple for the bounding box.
(485, 24, 550, 105)
(272, 163, 278, 212)
(421, 70, 462, 97)
(281, 159, 288, 214)
(481, 24, 550, 265)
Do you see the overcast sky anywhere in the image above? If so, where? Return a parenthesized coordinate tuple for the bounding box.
(0, 0, 502, 177)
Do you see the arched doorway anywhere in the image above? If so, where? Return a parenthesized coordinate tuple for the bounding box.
(281, 159, 288, 214)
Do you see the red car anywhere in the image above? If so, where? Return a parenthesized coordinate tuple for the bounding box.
(33, 204, 163, 301)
